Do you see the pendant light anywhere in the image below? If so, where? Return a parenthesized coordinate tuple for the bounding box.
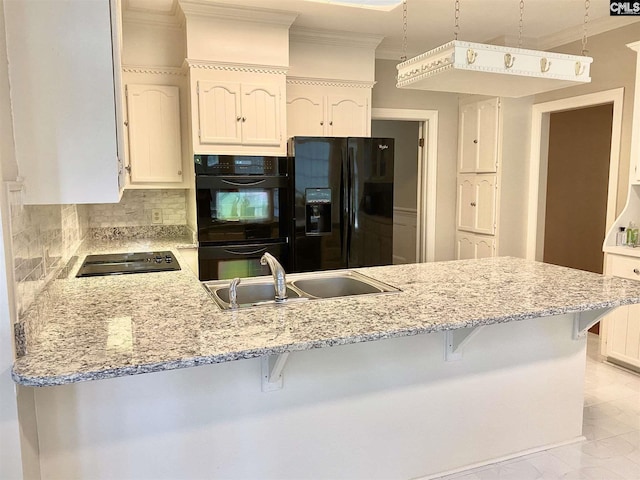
(396, 0, 593, 98)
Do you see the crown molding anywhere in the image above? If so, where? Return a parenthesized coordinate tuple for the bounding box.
(122, 65, 187, 76)
(178, 0, 297, 27)
(287, 76, 375, 89)
(184, 59, 288, 75)
(122, 5, 184, 29)
(290, 27, 383, 49)
(537, 16, 640, 50)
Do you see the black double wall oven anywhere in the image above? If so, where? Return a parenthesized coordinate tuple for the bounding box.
(195, 155, 290, 281)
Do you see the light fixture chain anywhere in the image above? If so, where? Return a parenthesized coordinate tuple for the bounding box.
(401, 0, 408, 61)
(582, 0, 590, 55)
(518, 0, 524, 49)
(454, 0, 460, 41)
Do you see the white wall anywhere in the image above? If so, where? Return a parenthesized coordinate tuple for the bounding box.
(372, 60, 459, 261)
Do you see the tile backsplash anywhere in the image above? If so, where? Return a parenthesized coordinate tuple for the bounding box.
(88, 190, 187, 227)
(8, 184, 88, 317)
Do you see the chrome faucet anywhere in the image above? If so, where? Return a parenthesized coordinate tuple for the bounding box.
(260, 252, 287, 302)
(229, 277, 241, 309)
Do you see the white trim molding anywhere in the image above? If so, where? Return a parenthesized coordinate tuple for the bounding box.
(526, 87, 624, 261)
(537, 17, 640, 51)
(287, 76, 375, 89)
(122, 65, 187, 76)
(372, 108, 438, 263)
(178, 0, 298, 26)
(290, 26, 383, 49)
(184, 59, 288, 75)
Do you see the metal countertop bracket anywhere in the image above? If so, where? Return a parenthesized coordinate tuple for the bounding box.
(261, 352, 291, 392)
(573, 308, 612, 340)
(445, 326, 485, 361)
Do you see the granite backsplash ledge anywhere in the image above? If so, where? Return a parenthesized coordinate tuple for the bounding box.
(88, 225, 196, 243)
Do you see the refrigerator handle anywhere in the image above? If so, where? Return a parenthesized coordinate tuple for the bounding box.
(340, 161, 345, 258)
(346, 148, 352, 264)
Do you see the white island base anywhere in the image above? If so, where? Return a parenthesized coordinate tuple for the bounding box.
(31, 313, 587, 479)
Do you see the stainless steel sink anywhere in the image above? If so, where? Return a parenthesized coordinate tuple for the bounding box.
(203, 270, 399, 310)
(288, 270, 395, 299)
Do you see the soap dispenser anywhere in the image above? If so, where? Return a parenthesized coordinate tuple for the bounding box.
(617, 227, 627, 246)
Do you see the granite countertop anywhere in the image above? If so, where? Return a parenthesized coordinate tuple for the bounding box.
(12, 238, 640, 387)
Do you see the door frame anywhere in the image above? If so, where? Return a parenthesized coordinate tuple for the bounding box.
(371, 108, 438, 262)
(526, 88, 624, 262)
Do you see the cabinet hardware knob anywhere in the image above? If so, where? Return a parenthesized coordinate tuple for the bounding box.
(470, 202, 476, 207)
(634, 268, 640, 275)
(124, 165, 131, 173)
(242, 117, 246, 122)
(320, 121, 324, 126)
(329, 121, 333, 126)
(124, 121, 128, 127)
(473, 139, 478, 144)
(177, 170, 182, 175)
(236, 116, 242, 122)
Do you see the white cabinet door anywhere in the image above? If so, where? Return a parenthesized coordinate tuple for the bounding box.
(240, 84, 281, 146)
(475, 175, 497, 235)
(287, 94, 324, 137)
(458, 103, 478, 173)
(4, 0, 122, 204)
(458, 98, 499, 174)
(457, 176, 476, 232)
(197, 81, 242, 145)
(456, 232, 496, 260)
(457, 174, 497, 234)
(477, 98, 499, 172)
(606, 304, 640, 368)
(327, 95, 369, 137)
(126, 85, 182, 183)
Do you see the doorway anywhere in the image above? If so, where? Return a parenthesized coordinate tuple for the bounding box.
(371, 108, 439, 263)
(543, 103, 614, 275)
(371, 120, 420, 264)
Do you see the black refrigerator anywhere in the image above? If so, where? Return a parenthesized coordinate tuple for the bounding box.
(289, 137, 394, 273)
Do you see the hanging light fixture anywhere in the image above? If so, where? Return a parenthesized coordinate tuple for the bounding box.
(396, 0, 593, 98)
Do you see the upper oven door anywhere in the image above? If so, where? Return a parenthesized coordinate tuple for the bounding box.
(196, 175, 289, 245)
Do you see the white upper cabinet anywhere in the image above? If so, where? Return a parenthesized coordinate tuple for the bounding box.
(458, 98, 499, 173)
(196, 79, 283, 150)
(287, 85, 371, 138)
(4, 0, 124, 204)
(125, 84, 182, 184)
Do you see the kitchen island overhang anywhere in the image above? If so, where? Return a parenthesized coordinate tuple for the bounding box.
(11, 251, 640, 479)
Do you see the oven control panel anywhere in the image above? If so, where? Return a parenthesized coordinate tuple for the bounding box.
(194, 155, 285, 176)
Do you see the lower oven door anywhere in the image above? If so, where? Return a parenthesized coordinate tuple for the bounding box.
(198, 242, 289, 281)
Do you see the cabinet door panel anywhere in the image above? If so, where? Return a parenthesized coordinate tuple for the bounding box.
(475, 176, 497, 235)
(476, 237, 495, 258)
(198, 81, 242, 145)
(287, 95, 324, 137)
(477, 99, 499, 173)
(456, 235, 475, 260)
(458, 104, 478, 173)
(626, 304, 640, 360)
(241, 84, 281, 146)
(327, 96, 369, 137)
(126, 85, 182, 183)
(457, 177, 475, 232)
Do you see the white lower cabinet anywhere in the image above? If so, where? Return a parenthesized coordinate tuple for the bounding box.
(456, 232, 496, 260)
(603, 253, 640, 369)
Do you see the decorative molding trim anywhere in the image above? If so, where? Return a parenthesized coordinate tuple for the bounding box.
(122, 65, 187, 76)
(537, 16, 640, 50)
(290, 27, 383, 49)
(122, 8, 184, 29)
(185, 59, 288, 75)
(287, 76, 374, 89)
(179, 0, 297, 27)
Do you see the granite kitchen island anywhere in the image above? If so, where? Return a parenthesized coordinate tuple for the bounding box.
(12, 243, 640, 479)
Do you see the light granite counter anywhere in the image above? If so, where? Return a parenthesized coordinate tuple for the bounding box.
(12, 238, 640, 387)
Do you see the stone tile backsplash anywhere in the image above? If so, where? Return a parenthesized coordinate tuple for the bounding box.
(87, 190, 187, 227)
(7, 184, 88, 317)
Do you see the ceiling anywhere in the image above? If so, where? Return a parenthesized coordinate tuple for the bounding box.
(124, 0, 640, 59)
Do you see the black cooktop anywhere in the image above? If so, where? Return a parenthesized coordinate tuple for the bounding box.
(76, 251, 181, 277)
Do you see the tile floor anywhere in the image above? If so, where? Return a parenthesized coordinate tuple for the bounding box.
(438, 334, 640, 480)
